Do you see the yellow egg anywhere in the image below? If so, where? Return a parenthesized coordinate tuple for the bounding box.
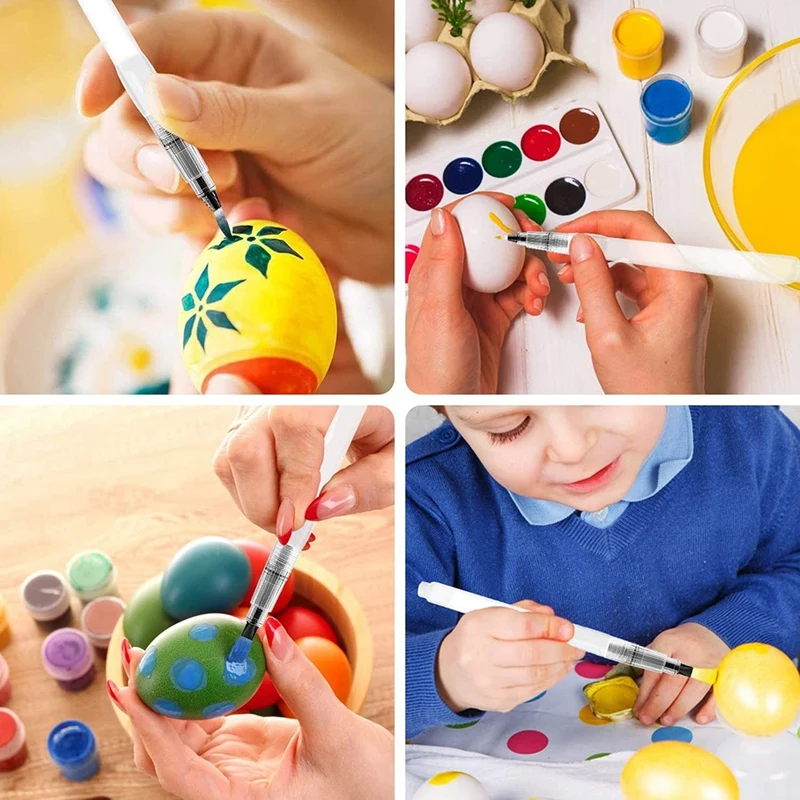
(180, 221, 337, 394)
(413, 771, 489, 800)
(621, 742, 739, 800)
(714, 643, 800, 737)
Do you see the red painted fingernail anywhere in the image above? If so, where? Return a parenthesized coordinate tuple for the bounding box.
(276, 497, 294, 541)
(121, 638, 131, 671)
(305, 486, 357, 521)
(303, 542, 311, 551)
(309, 534, 316, 542)
(107, 680, 125, 712)
(278, 531, 291, 545)
(264, 617, 292, 661)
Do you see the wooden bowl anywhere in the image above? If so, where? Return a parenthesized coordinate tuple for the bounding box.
(106, 557, 373, 735)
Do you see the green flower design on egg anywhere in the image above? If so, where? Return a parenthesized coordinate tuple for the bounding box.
(209, 224, 303, 278)
(135, 614, 266, 719)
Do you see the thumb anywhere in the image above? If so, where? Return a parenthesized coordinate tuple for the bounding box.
(204, 374, 260, 395)
(263, 618, 346, 736)
(409, 208, 466, 308)
(569, 234, 627, 337)
(145, 73, 303, 155)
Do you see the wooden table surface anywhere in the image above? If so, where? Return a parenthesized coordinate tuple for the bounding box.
(0, 405, 394, 799)
(407, 0, 800, 394)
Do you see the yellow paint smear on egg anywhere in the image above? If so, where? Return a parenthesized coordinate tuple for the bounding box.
(488, 212, 515, 234)
(733, 99, 800, 291)
(429, 772, 464, 786)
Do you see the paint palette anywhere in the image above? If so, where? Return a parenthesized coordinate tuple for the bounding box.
(405, 100, 636, 279)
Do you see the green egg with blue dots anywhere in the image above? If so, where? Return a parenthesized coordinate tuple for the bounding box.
(135, 614, 266, 719)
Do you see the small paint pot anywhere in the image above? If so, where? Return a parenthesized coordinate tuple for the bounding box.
(695, 6, 747, 78)
(0, 595, 10, 649)
(640, 74, 694, 145)
(67, 551, 118, 605)
(0, 653, 10, 705)
(612, 9, 664, 80)
(41, 628, 96, 691)
(0, 709, 28, 772)
(47, 720, 100, 782)
(81, 596, 126, 655)
(21, 570, 73, 629)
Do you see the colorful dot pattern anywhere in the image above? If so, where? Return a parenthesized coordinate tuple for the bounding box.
(405, 107, 602, 219)
(170, 658, 208, 692)
(507, 730, 549, 755)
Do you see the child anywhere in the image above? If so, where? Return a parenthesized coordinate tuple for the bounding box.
(406, 406, 800, 737)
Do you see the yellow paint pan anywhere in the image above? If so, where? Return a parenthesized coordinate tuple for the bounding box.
(583, 675, 640, 721)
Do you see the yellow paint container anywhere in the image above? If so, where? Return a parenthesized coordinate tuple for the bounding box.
(583, 675, 639, 721)
(613, 9, 664, 80)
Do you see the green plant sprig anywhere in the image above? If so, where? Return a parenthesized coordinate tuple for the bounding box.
(431, 0, 474, 38)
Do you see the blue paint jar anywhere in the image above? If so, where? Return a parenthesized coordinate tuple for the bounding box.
(46, 720, 100, 782)
(640, 74, 694, 144)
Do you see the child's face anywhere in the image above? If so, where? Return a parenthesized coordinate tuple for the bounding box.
(446, 406, 667, 512)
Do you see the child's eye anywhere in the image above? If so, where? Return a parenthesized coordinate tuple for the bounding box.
(488, 417, 531, 445)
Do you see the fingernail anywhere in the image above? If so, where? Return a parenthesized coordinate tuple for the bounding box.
(147, 74, 201, 122)
(264, 617, 292, 662)
(107, 680, 125, 713)
(532, 298, 543, 316)
(305, 486, 357, 521)
(538, 271, 550, 291)
(205, 374, 259, 395)
(136, 145, 180, 192)
(559, 623, 572, 639)
(570, 234, 594, 263)
(121, 638, 131, 672)
(661, 716, 672, 726)
(640, 716, 651, 726)
(431, 208, 446, 237)
(697, 715, 708, 724)
(277, 498, 294, 543)
(557, 265, 569, 278)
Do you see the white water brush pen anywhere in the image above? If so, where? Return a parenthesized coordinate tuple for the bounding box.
(76, 0, 232, 239)
(504, 231, 800, 285)
(418, 582, 718, 684)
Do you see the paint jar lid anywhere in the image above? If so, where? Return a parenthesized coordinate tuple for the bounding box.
(81, 596, 126, 648)
(67, 551, 115, 593)
(695, 6, 747, 54)
(47, 720, 96, 767)
(640, 74, 694, 124)
(612, 9, 664, 59)
(0, 709, 25, 761)
(20, 570, 71, 621)
(41, 628, 94, 681)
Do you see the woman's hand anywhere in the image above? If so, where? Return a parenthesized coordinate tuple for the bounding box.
(406, 194, 550, 394)
(213, 406, 394, 538)
(634, 622, 730, 727)
(77, 9, 393, 284)
(552, 211, 713, 394)
(108, 618, 393, 800)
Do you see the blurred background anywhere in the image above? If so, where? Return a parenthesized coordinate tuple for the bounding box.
(0, 0, 394, 394)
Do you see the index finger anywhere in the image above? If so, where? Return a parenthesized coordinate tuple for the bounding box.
(477, 607, 574, 642)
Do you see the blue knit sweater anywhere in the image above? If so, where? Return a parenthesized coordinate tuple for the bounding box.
(406, 407, 800, 737)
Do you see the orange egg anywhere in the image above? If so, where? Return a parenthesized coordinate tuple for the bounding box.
(278, 636, 352, 717)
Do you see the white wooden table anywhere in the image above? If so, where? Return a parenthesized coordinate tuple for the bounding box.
(407, 0, 800, 394)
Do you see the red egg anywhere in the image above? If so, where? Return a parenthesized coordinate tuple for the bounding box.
(277, 606, 337, 645)
(234, 539, 295, 612)
(278, 636, 352, 718)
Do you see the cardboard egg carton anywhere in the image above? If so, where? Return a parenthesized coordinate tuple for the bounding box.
(406, 0, 586, 126)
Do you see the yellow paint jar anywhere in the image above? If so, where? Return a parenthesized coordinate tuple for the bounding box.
(583, 675, 639, 721)
(613, 9, 664, 80)
(0, 595, 10, 649)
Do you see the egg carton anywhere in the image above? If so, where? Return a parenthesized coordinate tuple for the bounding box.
(406, 0, 586, 126)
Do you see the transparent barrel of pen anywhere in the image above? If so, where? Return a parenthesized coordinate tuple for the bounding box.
(240, 407, 368, 642)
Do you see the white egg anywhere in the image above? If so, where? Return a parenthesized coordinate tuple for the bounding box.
(469, 12, 545, 92)
(413, 771, 490, 800)
(406, 42, 473, 120)
(452, 195, 524, 294)
(407, 0, 445, 50)
(467, 0, 513, 23)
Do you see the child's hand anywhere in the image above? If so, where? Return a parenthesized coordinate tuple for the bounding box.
(77, 10, 392, 283)
(213, 406, 394, 538)
(108, 619, 393, 800)
(436, 600, 584, 714)
(634, 622, 730, 727)
(406, 194, 550, 394)
(552, 211, 713, 394)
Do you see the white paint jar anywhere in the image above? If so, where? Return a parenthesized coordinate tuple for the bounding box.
(695, 6, 748, 78)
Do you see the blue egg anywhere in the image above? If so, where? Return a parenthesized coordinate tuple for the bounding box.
(161, 537, 251, 620)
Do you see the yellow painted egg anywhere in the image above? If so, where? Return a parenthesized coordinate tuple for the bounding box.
(413, 771, 489, 800)
(180, 221, 337, 394)
(621, 742, 739, 800)
(715, 643, 800, 736)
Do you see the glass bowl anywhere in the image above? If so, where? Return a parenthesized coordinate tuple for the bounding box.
(703, 38, 800, 291)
